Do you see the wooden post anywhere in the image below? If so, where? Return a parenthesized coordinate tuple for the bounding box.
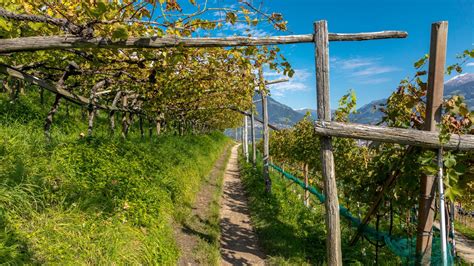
(121, 94, 129, 138)
(259, 66, 271, 193)
(244, 115, 249, 162)
(250, 109, 256, 167)
(314, 20, 342, 265)
(304, 163, 310, 207)
(416, 21, 448, 265)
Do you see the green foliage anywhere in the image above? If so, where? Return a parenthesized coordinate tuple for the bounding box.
(0, 0, 294, 132)
(239, 155, 398, 264)
(265, 52, 474, 261)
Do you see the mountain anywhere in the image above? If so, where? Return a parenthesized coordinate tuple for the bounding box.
(444, 73, 474, 107)
(253, 94, 305, 128)
(350, 73, 474, 124)
(349, 99, 386, 124)
(296, 108, 318, 119)
(229, 73, 474, 138)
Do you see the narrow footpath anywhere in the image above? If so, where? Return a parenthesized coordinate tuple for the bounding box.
(433, 221, 474, 263)
(220, 145, 265, 265)
(456, 231, 474, 263)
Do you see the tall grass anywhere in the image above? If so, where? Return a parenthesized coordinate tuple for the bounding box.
(239, 153, 399, 265)
(0, 92, 230, 264)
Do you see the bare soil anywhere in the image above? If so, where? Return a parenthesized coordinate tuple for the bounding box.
(219, 145, 265, 265)
(175, 144, 230, 265)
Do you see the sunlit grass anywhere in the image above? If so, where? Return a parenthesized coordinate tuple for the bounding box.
(0, 92, 230, 264)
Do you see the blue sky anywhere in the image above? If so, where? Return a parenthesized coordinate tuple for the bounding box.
(221, 0, 473, 110)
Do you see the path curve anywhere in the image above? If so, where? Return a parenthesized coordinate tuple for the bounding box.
(220, 145, 265, 265)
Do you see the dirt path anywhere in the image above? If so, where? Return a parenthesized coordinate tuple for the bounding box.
(454, 230, 474, 263)
(433, 221, 474, 263)
(220, 145, 265, 265)
(175, 145, 231, 265)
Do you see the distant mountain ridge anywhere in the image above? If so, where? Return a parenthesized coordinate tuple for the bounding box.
(228, 73, 473, 139)
(253, 94, 305, 128)
(296, 73, 474, 124)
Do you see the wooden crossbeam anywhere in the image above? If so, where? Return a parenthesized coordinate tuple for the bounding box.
(0, 31, 407, 53)
(314, 121, 474, 151)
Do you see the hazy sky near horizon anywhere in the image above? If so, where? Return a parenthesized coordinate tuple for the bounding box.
(230, 0, 473, 110)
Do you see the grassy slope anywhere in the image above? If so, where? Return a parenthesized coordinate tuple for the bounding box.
(239, 154, 399, 265)
(455, 221, 474, 241)
(0, 93, 230, 264)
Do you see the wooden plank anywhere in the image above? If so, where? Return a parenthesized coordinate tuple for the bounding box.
(416, 21, 448, 265)
(264, 78, 289, 85)
(314, 121, 474, 151)
(0, 31, 408, 53)
(314, 20, 342, 266)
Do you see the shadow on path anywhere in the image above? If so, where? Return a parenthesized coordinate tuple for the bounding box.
(220, 145, 265, 265)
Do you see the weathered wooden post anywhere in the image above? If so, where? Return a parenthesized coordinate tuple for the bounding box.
(244, 115, 249, 162)
(250, 109, 257, 167)
(304, 163, 310, 207)
(314, 20, 342, 265)
(259, 66, 271, 193)
(416, 21, 448, 265)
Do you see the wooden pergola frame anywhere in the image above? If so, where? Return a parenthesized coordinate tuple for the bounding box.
(1, 21, 472, 265)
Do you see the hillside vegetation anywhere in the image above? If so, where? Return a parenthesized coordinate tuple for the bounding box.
(0, 92, 230, 264)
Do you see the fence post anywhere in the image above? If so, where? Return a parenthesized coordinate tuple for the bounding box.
(314, 20, 342, 265)
(416, 21, 448, 265)
(250, 109, 256, 167)
(304, 163, 310, 207)
(244, 115, 249, 162)
(259, 66, 271, 193)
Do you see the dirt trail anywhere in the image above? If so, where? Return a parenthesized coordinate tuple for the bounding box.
(454, 229, 474, 263)
(220, 145, 265, 265)
(175, 145, 230, 265)
(433, 221, 474, 263)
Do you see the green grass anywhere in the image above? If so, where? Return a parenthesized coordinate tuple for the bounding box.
(193, 144, 233, 265)
(0, 92, 230, 264)
(239, 153, 399, 265)
(455, 221, 474, 241)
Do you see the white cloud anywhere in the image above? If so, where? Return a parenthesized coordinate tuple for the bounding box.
(358, 77, 391, 84)
(332, 57, 378, 70)
(352, 66, 400, 77)
(223, 22, 270, 37)
(331, 56, 399, 84)
(466, 62, 474, 67)
(266, 69, 311, 96)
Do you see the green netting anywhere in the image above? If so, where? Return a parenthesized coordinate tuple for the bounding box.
(269, 163, 454, 265)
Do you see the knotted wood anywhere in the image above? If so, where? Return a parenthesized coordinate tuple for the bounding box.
(0, 31, 407, 53)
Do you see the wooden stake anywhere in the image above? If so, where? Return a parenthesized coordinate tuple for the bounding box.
(304, 163, 310, 207)
(314, 20, 342, 265)
(250, 109, 256, 167)
(259, 66, 271, 193)
(416, 21, 448, 264)
(244, 115, 249, 162)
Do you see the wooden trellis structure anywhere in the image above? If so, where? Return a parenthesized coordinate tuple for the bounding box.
(2, 19, 474, 265)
